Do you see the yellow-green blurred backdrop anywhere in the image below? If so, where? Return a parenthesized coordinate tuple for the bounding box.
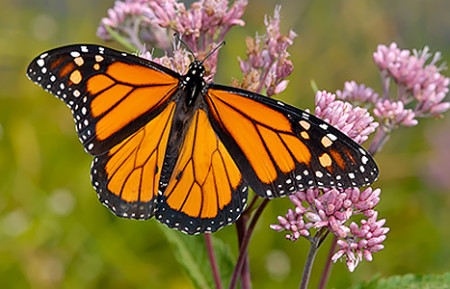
(1, 0, 449, 288)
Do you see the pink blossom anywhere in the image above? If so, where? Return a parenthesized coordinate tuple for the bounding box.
(237, 6, 296, 96)
(372, 43, 449, 119)
(373, 99, 418, 128)
(336, 81, 379, 105)
(314, 91, 379, 145)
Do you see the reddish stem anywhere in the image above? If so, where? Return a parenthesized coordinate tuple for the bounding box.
(236, 215, 251, 289)
(317, 235, 338, 289)
(228, 199, 269, 289)
(205, 233, 223, 289)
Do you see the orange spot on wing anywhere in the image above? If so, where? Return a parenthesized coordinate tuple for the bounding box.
(300, 131, 310, 139)
(107, 62, 178, 86)
(74, 57, 84, 66)
(69, 70, 82, 84)
(299, 120, 311, 130)
(319, 153, 332, 167)
(321, 136, 333, 148)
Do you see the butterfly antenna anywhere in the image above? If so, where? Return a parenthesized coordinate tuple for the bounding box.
(174, 33, 197, 61)
(200, 41, 225, 65)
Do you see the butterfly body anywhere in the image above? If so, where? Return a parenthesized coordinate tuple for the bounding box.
(27, 44, 378, 234)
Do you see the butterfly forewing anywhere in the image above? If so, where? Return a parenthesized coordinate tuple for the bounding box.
(206, 84, 378, 198)
(26, 44, 180, 155)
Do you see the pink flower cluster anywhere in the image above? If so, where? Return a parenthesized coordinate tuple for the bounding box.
(314, 90, 379, 145)
(335, 43, 449, 135)
(331, 211, 388, 272)
(97, 0, 248, 76)
(272, 90, 385, 272)
(373, 42, 449, 118)
(270, 187, 388, 271)
(336, 81, 379, 106)
(236, 6, 296, 96)
(373, 99, 418, 128)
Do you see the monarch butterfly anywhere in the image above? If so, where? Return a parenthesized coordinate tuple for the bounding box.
(27, 44, 378, 235)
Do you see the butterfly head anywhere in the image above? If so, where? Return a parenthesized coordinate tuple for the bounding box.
(182, 60, 206, 106)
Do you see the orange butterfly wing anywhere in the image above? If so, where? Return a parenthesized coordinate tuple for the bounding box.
(27, 45, 179, 155)
(205, 85, 378, 198)
(91, 102, 176, 219)
(158, 109, 247, 234)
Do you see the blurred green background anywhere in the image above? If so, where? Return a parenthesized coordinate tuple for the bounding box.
(1, 0, 450, 288)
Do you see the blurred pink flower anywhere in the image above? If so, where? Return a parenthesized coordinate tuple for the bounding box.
(373, 42, 449, 119)
(336, 81, 379, 106)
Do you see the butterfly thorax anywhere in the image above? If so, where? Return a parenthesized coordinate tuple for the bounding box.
(181, 61, 206, 107)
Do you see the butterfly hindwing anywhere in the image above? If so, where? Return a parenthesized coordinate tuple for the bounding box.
(157, 109, 248, 234)
(206, 84, 378, 198)
(91, 102, 177, 219)
(26, 44, 180, 155)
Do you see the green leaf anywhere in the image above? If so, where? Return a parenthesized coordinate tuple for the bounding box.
(350, 272, 450, 289)
(159, 224, 237, 289)
(159, 224, 212, 289)
(310, 79, 319, 94)
(104, 25, 138, 52)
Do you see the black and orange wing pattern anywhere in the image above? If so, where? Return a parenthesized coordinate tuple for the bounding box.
(205, 84, 378, 198)
(157, 109, 247, 234)
(26, 44, 250, 234)
(27, 45, 179, 155)
(27, 44, 378, 235)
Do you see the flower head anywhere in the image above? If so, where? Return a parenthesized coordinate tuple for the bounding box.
(314, 90, 379, 145)
(98, 0, 248, 78)
(331, 211, 389, 272)
(373, 42, 449, 118)
(373, 99, 418, 129)
(236, 6, 296, 95)
(271, 187, 388, 271)
(336, 81, 379, 106)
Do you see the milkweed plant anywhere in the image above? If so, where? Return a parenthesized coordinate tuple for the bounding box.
(96, 0, 449, 288)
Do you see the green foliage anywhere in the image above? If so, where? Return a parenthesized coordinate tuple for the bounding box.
(351, 273, 450, 289)
(159, 224, 235, 289)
